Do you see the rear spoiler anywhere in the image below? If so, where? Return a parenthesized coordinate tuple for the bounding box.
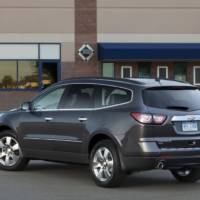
(144, 86, 199, 90)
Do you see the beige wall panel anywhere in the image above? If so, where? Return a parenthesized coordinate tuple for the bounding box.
(0, 0, 74, 8)
(0, 8, 74, 33)
(61, 42, 75, 62)
(97, 0, 200, 8)
(98, 8, 200, 34)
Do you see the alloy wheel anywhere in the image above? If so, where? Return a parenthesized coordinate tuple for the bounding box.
(92, 147, 114, 182)
(0, 136, 21, 167)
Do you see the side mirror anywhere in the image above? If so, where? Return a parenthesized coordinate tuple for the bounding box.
(21, 102, 32, 111)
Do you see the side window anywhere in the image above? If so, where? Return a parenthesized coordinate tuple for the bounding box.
(59, 84, 95, 109)
(95, 86, 132, 108)
(33, 87, 65, 110)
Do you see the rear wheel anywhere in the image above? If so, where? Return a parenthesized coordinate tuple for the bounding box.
(171, 168, 200, 183)
(0, 131, 28, 171)
(89, 140, 124, 187)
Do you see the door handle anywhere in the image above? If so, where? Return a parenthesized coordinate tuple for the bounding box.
(45, 117, 53, 122)
(78, 117, 88, 122)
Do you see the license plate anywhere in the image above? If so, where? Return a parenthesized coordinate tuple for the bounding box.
(182, 122, 198, 132)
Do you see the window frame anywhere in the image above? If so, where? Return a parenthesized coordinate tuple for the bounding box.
(121, 66, 133, 79)
(0, 59, 61, 91)
(157, 66, 168, 79)
(193, 66, 200, 85)
(30, 83, 134, 112)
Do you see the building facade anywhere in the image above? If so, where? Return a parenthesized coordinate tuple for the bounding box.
(0, 0, 200, 110)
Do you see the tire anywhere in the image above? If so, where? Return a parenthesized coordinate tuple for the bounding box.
(89, 139, 124, 187)
(171, 168, 200, 183)
(0, 130, 29, 171)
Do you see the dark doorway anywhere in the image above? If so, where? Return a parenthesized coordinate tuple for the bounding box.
(41, 62, 60, 88)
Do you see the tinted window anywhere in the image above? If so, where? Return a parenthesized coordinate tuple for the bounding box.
(18, 61, 39, 89)
(95, 86, 132, 108)
(139, 62, 151, 78)
(33, 87, 65, 110)
(59, 85, 95, 109)
(143, 87, 200, 111)
(174, 62, 187, 81)
(0, 61, 17, 89)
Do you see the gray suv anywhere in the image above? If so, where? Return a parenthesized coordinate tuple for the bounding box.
(0, 78, 200, 187)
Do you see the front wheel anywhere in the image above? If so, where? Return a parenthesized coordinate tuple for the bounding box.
(0, 131, 29, 171)
(171, 168, 200, 183)
(89, 140, 124, 187)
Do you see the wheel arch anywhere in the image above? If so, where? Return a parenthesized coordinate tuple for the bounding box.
(88, 132, 127, 172)
(88, 132, 122, 154)
(0, 125, 14, 133)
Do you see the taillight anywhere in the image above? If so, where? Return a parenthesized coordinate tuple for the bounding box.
(130, 112, 167, 125)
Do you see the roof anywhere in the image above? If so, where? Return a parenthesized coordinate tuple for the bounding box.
(56, 77, 194, 88)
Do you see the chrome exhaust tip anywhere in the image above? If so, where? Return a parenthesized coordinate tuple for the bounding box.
(156, 161, 165, 169)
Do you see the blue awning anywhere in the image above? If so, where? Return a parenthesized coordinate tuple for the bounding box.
(98, 43, 200, 61)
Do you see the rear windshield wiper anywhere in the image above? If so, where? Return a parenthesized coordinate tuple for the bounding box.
(166, 106, 189, 111)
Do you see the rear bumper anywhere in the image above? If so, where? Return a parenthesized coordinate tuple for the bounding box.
(121, 136, 200, 171)
(121, 155, 200, 171)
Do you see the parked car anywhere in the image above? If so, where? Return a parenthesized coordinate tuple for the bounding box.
(1, 77, 200, 187)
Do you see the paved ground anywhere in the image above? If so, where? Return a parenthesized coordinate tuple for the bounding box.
(0, 161, 199, 200)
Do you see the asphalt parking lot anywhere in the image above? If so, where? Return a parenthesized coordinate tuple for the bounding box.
(0, 160, 199, 200)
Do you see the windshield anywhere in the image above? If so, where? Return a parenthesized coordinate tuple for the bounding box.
(143, 87, 200, 111)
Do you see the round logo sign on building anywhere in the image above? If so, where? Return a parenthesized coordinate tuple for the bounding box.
(78, 44, 94, 61)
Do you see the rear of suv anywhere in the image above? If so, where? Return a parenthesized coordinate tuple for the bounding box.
(122, 80, 200, 185)
(1, 78, 200, 187)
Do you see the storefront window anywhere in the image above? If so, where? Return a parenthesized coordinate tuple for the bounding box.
(102, 63, 115, 77)
(0, 60, 60, 90)
(174, 62, 187, 81)
(18, 61, 39, 89)
(0, 61, 17, 89)
(139, 62, 151, 78)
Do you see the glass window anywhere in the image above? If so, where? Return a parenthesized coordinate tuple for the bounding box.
(139, 62, 151, 78)
(174, 63, 187, 81)
(102, 63, 115, 77)
(33, 87, 65, 110)
(95, 86, 132, 108)
(157, 66, 168, 79)
(0, 60, 60, 90)
(194, 67, 200, 85)
(121, 66, 132, 78)
(18, 61, 39, 89)
(0, 61, 17, 89)
(143, 87, 200, 111)
(59, 85, 95, 109)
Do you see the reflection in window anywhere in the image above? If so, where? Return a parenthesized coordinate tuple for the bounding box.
(34, 87, 65, 110)
(174, 63, 187, 82)
(139, 62, 151, 78)
(0, 61, 17, 89)
(18, 61, 39, 89)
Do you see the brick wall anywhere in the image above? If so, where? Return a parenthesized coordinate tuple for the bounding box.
(0, 91, 38, 111)
(62, 0, 100, 78)
(113, 61, 199, 84)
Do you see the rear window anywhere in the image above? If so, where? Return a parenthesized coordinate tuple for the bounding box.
(143, 87, 200, 111)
